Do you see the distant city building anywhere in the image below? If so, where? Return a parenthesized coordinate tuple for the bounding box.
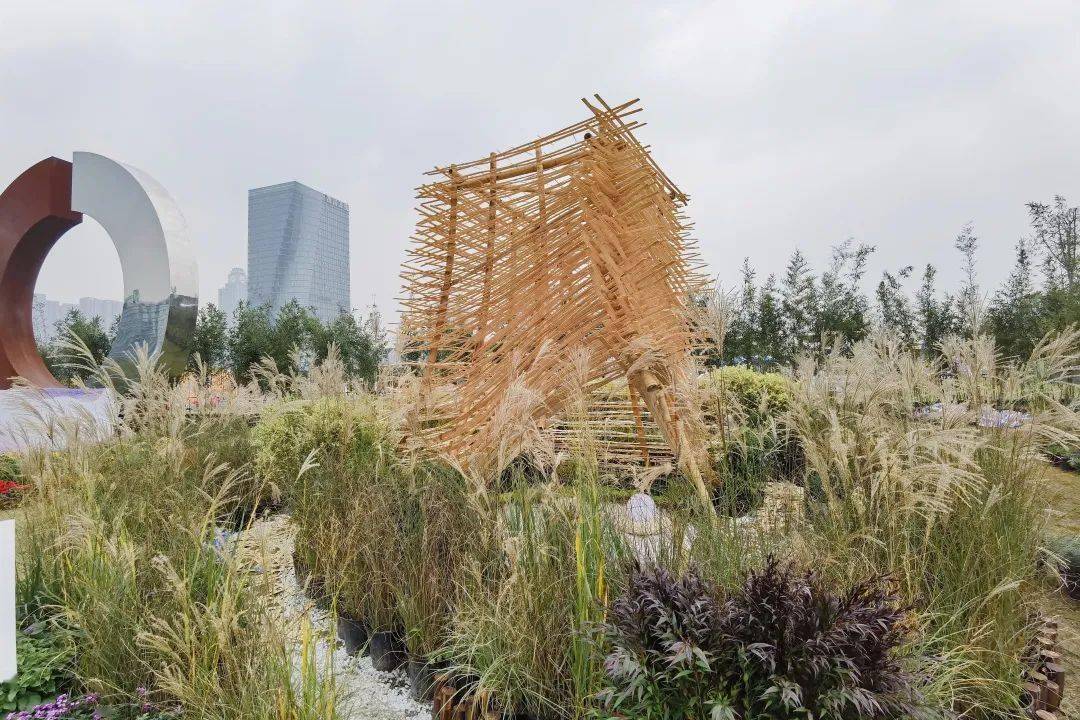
(79, 297, 123, 326)
(217, 267, 247, 320)
(247, 181, 350, 322)
(33, 295, 73, 341)
(32, 294, 121, 341)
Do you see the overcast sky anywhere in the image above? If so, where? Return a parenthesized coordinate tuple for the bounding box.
(3, 1, 1078, 325)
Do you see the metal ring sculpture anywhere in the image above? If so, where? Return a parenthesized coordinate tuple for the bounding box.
(0, 153, 198, 388)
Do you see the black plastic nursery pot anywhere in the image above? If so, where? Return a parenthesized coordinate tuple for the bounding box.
(336, 615, 368, 656)
(369, 630, 407, 671)
(407, 658, 440, 701)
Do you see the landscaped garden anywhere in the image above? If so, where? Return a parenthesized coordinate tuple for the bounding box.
(1, 325, 1078, 720)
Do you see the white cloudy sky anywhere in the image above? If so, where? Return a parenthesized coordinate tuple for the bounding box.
(2, 1, 1078, 322)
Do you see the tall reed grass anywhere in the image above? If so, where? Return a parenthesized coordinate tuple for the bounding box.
(786, 331, 1080, 716)
(14, 343, 339, 719)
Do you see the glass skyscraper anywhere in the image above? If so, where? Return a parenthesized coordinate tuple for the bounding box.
(217, 267, 247, 322)
(247, 181, 350, 322)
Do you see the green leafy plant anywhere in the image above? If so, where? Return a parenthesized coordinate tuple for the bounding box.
(0, 626, 75, 712)
(0, 453, 19, 482)
(705, 365, 792, 425)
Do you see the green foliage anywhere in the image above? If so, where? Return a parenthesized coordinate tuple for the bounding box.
(227, 300, 387, 385)
(876, 266, 917, 351)
(188, 304, 229, 372)
(915, 264, 959, 357)
(310, 310, 388, 386)
(718, 195, 1080, 364)
(0, 626, 75, 712)
(228, 301, 306, 383)
(38, 309, 113, 385)
(16, 355, 339, 719)
(1027, 195, 1079, 292)
(706, 366, 791, 423)
(722, 241, 872, 367)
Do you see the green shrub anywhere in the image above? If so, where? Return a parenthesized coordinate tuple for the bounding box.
(0, 453, 19, 482)
(0, 625, 75, 712)
(705, 366, 792, 424)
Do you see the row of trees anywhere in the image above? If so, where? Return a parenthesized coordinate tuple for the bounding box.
(712, 195, 1079, 367)
(190, 300, 389, 384)
(38, 194, 1078, 382)
(38, 300, 390, 386)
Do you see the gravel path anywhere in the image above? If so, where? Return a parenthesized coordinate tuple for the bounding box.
(227, 514, 429, 720)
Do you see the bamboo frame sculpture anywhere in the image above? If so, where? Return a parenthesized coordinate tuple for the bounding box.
(400, 96, 712, 497)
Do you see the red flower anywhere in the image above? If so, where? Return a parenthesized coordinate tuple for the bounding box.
(0, 479, 26, 495)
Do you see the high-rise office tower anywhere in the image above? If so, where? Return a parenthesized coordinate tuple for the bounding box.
(217, 267, 247, 320)
(247, 181, 350, 322)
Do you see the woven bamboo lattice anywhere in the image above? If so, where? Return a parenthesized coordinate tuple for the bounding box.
(400, 96, 711, 488)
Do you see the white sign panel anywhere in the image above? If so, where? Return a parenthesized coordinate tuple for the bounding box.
(0, 520, 14, 682)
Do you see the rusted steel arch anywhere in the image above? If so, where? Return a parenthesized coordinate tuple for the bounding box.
(0, 158, 82, 389)
(0, 153, 198, 389)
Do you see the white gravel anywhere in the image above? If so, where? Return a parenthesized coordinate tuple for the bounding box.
(229, 515, 430, 720)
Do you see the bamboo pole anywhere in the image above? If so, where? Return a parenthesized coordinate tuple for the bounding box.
(401, 96, 710, 481)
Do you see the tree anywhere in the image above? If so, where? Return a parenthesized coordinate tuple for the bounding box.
(757, 274, 783, 368)
(724, 258, 758, 364)
(953, 223, 982, 336)
(986, 239, 1040, 359)
(271, 300, 322, 373)
(228, 300, 388, 386)
(311, 307, 389, 385)
(875, 266, 916, 350)
(1027, 195, 1079, 292)
(228, 302, 277, 383)
(189, 303, 229, 372)
(779, 250, 818, 362)
(915, 264, 956, 357)
(39, 309, 112, 385)
(816, 240, 874, 350)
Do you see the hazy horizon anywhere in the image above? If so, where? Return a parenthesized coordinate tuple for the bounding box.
(3, 2, 1078, 322)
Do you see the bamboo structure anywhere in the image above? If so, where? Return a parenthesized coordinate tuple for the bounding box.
(400, 96, 710, 492)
